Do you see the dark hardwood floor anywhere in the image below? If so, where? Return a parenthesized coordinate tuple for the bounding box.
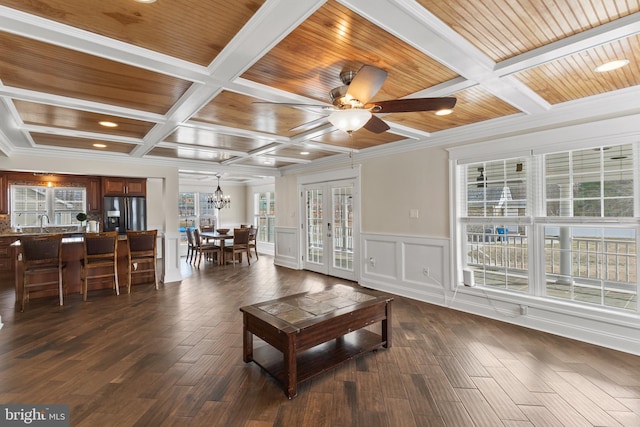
(1, 255, 639, 426)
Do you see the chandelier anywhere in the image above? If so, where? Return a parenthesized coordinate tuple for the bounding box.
(208, 175, 231, 209)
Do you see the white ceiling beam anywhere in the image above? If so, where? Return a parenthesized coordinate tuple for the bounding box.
(495, 12, 640, 76)
(0, 86, 166, 123)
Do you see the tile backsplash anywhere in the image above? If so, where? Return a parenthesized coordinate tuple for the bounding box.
(0, 215, 9, 233)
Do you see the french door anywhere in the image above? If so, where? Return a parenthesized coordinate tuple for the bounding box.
(302, 179, 356, 281)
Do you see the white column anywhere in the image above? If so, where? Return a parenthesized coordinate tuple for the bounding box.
(162, 170, 183, 284)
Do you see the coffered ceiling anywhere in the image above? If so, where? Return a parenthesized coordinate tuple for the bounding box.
(0, 0, 639, 184)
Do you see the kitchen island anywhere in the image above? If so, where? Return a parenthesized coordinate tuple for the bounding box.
(10, 233, 160, 306)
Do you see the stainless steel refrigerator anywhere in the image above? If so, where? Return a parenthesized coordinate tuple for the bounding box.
(103, 196, 146, 234)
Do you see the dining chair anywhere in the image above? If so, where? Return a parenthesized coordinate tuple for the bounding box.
(199, 225, 215, 244)
(126, 230, 159, 292)
(194, 228, 221, 268)
(223, 228, 251, 267)
(248, 226, 258, 260)
(20, 234, 65, 311)
(82, 231, 119, 301)
(185, 227, 196, 264)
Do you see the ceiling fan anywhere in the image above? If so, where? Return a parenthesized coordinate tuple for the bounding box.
(256, 64, 457, 134)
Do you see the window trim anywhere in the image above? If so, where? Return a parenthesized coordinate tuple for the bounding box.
(254, 191, 275, 244)
(11, 184, 87, 227)
(451, 144, 639, 314)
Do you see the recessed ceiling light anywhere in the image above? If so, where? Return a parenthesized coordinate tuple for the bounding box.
(300, 151, 309, 155)
(99, 121, 118, 128)
(134, 0, 156, 3)
(93, 143, 107, 148)
(594, 59, 629, 73)
(435, 109, 453, 116)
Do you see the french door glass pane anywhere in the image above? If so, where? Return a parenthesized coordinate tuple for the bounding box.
(306, 189, 323, 264)
(332, 186, 353, 270)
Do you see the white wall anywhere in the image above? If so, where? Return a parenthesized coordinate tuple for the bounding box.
(147, 178, 164, 231)
(275, 174, 298, 228)
(361, 147, 449, 236)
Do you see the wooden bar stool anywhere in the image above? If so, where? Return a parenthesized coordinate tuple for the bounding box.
(82, 231, 119, 301)
(126, 230, 158, 292)
(20, 234, 65, 312)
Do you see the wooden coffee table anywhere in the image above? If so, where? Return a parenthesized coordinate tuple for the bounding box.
(240, 284, 393, 398)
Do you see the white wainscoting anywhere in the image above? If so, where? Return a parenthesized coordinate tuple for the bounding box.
(359, 232, 640, 356)
(256, 241, 274, 257)
(360, 233, 451, 304)
(161, 231, 183, 284)
(274, 226, 300, 269)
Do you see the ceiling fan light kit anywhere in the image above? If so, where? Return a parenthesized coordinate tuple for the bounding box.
(328, 109, 372, 133)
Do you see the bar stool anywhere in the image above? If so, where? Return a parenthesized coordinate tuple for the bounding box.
(20, 234, 65, 312)
(126, 230, 158, 292)
(82, 231, 119, 301)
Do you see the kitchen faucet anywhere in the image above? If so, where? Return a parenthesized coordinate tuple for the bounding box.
(40, 214, 49, 232)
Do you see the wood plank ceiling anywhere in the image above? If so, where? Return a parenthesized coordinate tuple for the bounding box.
(0, 0, 638, 182)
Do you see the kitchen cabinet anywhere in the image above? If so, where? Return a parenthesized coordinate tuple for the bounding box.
(87, 176, 102, 213)
(102, 177, 146, 197)
(0, 235, 18, 274)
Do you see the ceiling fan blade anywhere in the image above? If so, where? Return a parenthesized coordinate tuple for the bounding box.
(366, 97, 457, 113)
(253, 101, 331, 114)
(346, 65, 388, 105)
(290, 116, 330, 132)
(363, 115, 390, 133)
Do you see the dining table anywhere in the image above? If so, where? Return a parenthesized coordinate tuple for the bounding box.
(200, 231, 233, 265)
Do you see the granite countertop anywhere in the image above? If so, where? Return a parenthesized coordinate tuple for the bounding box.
(10, 234, 129, 246)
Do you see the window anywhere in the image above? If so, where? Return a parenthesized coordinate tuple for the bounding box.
(12, 185, 86, 227)
(462, 158, 530, 292)
(178, 192, 217, 242)
(457, 143, 638, 312)
(254, 192, 275, 244)
(178, 192, 196, 232)
(546, 145, 634, 217)
(198, 193, 216, 227)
